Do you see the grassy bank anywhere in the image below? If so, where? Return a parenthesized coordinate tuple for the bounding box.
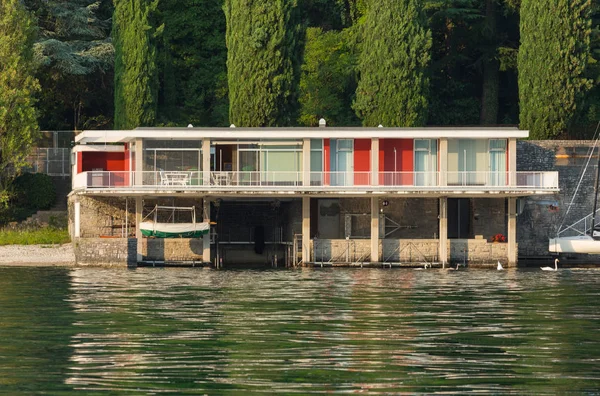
(0, 227, 70, 246)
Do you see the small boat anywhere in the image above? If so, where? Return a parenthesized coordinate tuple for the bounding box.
(140, 205, 210, 238)
(549, 234, 600, 254)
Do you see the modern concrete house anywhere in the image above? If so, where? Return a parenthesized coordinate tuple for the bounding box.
(69, 125, 558, 267)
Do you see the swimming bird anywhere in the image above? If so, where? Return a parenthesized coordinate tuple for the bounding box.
(414, 263, 431, 270)
(541, 258, 559, 271)
(497, 261, 504, 270)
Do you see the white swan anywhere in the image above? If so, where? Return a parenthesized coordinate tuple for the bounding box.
(541, 258, 559, 271)
(497, 261, 504, 270)
(414, 263, 431, 270)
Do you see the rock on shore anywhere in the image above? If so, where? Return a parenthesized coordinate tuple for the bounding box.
(0, 244, 75, 266)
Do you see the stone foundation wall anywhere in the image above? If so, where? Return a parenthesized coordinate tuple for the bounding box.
(382, 239, 439, 262)
(449, 239, 512, 264)
(311, 238, 512, 264)
(142, 238, 205, 262)
(74, 237, 136, 266)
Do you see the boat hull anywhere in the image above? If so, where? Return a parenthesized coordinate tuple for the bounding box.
(549, 236, 600, 254)
(140, 222, 210, 238)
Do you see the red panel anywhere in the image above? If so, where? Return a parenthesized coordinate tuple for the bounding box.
(354, 139, 371, 185)
(324, 139, 330, 185)
(379, 139, 413, 185)
(77, 152, 82, 174)
(82, 152, 126, 172)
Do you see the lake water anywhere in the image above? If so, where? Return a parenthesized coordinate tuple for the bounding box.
(1, 266, 599, 394)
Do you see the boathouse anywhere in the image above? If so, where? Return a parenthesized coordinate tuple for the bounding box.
(68, 125, 558, 267)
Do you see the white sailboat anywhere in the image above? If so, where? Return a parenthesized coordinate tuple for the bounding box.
(549, 124, 600, 254)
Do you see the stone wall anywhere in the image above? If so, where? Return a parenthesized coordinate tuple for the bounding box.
(310, 238, 510, 264)
(517, 140, 597, 256)
(448, 239, 512, 264)
(142, 238, 205, 262)
(74, 237, 136, 266)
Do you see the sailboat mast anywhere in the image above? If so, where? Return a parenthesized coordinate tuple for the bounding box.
(591, 146, 600, 238)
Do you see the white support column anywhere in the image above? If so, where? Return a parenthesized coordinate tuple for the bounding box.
(439, 197, 448, 266)
(303, 138, 311, 187)
(371, 197, 379, 262)
(135, 197, 143, 262)
(371, 138, 379, 186)
(202, 138, 211, 186)
(508, 197, 517, 266)
(203, 198, 211, 263)
(439, 138, 448, 186)
(135, 138, 144, 186)
(74, 201, 81, 238)
(509, 138, 517, 186)
(302, 196, 310, 263)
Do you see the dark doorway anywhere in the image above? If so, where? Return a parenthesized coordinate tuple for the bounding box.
(448, 198, 470, 239)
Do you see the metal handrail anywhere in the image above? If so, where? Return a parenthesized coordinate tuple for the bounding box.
(72, 170, 559, 190)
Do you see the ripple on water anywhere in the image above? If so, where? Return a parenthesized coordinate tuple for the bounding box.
(0, 267, 599, 394)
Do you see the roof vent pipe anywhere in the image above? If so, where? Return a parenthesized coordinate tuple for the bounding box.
(319, 118, 326, 127)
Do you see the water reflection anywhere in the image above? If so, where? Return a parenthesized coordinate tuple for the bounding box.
(1, 267, 599, 393)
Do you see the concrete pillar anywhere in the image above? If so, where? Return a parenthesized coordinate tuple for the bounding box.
(508, 197, 517, 265)
(509, 138, 517, 186)
(74, 200, 81, 238)
(135, 138, 144, 186)
(203, 198, 211, 263)
(371, 138, 379, 186)
(439, 197, 448, 266)
(135, 196, 143, 262)
(202, 138, 211, 186)
(371, 197, 379, 262)
(439, 138, 448, 186)
(302, 196, 310, 263)
(303, 138, 311, 187)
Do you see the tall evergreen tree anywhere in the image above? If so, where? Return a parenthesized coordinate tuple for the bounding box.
(158, 0, 228, 127)
(113, 0, 161, 129)
(29, 0, 114, 130)
(354, 0, 431, 127)
(519, 0, 593, 139)
(0, 0, 39, 203)
(224, 0, 304, 127)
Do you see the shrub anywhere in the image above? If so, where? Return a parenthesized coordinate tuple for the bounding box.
(12, 173, 56, 210)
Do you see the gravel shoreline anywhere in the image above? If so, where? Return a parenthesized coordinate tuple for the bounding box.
(0, 244, 75, 266)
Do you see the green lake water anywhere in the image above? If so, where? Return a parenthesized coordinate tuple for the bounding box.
(1, 267, 599, 394)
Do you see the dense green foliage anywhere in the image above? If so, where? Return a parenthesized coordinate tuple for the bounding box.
(224, 0, 304, 127)
(12, 173, 56, 210)
(5, 0, 597, 136)
(354, 0, 431, 127)
(158, 0, 228, 126)
(519, 0, 593, 139)
(28, 0, 114, 131)
(0, 0, 40, 204)
(113, 0, 161, 129)
(298, 28, 359, 126)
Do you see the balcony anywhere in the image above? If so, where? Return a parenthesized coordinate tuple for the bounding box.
(72, 170, 559, 196)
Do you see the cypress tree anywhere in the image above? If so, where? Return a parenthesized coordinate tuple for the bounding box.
(0, 0, 39, 199)
(353, 0, 431, 127)
(519, 0, 593, 139)
(224, 0, 304, 127)
(113, 0, 160, 129)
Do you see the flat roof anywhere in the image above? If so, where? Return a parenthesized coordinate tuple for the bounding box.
(75, 127, 529, 144)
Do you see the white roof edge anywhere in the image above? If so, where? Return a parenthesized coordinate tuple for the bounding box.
(75, 127, 529, 143)
(72, 145, 125, 152)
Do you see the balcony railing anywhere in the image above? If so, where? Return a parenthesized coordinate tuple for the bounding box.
(73, 170, 559, 191)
